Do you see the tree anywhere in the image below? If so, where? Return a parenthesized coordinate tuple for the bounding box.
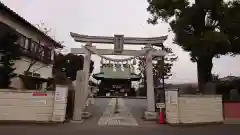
(0, 23, 21, 88)
(147, 0, 240, 92)
(53, 53, 94, 81)
(25, 22, 64, 75)
(138, 46, 177, 87)
(212, 74, 219, 82)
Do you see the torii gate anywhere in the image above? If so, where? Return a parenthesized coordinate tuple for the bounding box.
(70, 32, 167, 121)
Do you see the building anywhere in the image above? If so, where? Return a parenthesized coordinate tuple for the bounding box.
(93, 63, 140, 96)
(0, 2, 63, 89)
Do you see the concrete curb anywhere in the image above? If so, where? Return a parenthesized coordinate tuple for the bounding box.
(167, 122, 223, 127)
(69, 120, 84, 124)
(224, 120, 240, 124)
(95, 96, 147, 99)
(0, 121, 64, 125)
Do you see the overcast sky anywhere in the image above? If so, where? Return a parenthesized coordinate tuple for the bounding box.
(1, 0, 240, 84)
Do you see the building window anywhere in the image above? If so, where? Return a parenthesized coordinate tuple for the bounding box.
(13, 32, 53, 63)
(24, 38, 30, 50)
(46, 49, 51, 60)
(20, 36, 26, 48)
(34, 43, 39, 53)
(30, 41, 39, 53)
(0, 53, 3, 64)
(31, 41, 35, 52)
(44, 47, 51, 61)
(38, 45, 44, 60)
(15, 34, 26, 48)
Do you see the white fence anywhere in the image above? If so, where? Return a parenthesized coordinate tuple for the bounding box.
(0, 85, 68, 122)
(165, 89, 223, 124)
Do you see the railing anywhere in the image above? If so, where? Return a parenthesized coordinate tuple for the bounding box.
(15, 32, 53, 64)
(20, 46, 52, 64)
(19, 40, 52, 64)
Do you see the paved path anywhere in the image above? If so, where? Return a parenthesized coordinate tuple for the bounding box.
(83, 98, 156, 127)
(98, 98, 138, 126)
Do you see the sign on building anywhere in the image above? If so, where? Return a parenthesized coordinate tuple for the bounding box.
(156, 103, 165, 109)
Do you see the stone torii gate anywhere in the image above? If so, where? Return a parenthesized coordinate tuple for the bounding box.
(70, 32, 167, 121)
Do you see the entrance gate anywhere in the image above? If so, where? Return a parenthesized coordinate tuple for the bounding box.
(70, 32, 167, 121)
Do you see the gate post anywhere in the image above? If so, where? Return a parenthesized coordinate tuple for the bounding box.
(73, 42, 92, 122)
(83, 42, 92, 103)
(73, 70, 85, 121)
(144, 45, 158, 120)
(145, 47, 155, 112)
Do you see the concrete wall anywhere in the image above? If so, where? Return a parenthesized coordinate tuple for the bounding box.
(165, 90, 179, 124)
(223, 102, 240, 120)
(178, 95, 223, 124)
(52, 85, 68, 122)
(165, 103, 179, 124)
(165, 90, 223, 124)
(0, 10, 54, 78)
(0, 87, 68, 122)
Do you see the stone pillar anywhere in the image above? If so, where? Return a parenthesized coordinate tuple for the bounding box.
(146, 48, 155, 112)
(143, 46, 158, 120)
(73, 42, 92, 122)
(83, 42, 92, 102)
(73, 70, 85, 121)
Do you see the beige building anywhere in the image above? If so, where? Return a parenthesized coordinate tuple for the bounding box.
(0, 2, 62, 89)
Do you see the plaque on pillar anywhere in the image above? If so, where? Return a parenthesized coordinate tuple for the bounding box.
(114, 35, 124, 54)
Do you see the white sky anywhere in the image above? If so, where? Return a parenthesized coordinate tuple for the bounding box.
(1, 0, 240, 84)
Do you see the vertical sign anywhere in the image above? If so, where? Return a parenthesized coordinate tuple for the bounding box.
(55, 86, 67, 102)
(165, 89, 178, 104)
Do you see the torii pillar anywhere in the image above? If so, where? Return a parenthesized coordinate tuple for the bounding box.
(83, 42, 92, 103)
(145, 46, 155, 112)
(72, 42, 92, 122)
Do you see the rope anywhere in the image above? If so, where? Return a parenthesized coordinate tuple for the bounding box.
(84, 45, 152, 62)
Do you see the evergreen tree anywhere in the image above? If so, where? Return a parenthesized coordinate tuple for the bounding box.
(0, 23, 21, 88)
(53, 53, 94, 81)
(147, 0, 240, 92)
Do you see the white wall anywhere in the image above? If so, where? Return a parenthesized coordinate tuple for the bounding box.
(0, 11, 55, 78)
(165, 103, 179, 124)
(0, 86, 68, 122)
(165, 93, 224, 124)
(14, 57, 52, 78)
(0, 90, 54, 121)
(1, 54, 52, 79)
(178, 95, 223, 124)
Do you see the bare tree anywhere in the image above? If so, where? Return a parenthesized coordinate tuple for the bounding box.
(25, 21, 64, 75)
